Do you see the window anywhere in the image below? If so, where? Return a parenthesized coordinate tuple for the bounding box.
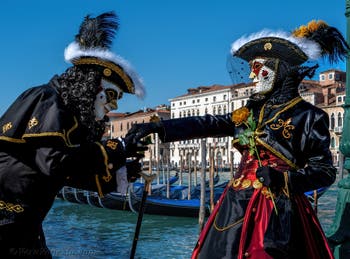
(120, 123, 123, 131)
(331, 137, 335, 148)
(338, 112, 343, 127)
(213, 96, 217, 102)
(223, 95, 227, 100)
(320, 74, 325, 81)
(330, 113, 335, 130)
(205, 98, 208, 102)
(328, 73, 333, 80)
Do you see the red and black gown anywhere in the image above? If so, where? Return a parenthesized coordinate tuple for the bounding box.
(158, 96, 336, 259)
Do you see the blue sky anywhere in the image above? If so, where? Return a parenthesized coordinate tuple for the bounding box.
(0, 0, 347, 114)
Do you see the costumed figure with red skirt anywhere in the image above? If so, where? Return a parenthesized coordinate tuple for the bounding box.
(125, 20, 349, 259)
(0, 12, 147, 258)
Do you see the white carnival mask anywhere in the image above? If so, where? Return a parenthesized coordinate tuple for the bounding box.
(249, 58, 276, 94)
(94, 79, 123, 121)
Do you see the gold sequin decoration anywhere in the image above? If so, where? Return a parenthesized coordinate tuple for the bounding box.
(28, 117, 39, 130)
(270, 118, 295, 139)
(252, 179, 263, 189)
(241, 179, 251, 189)
(2, 122, 12, 134)
(0, 200, 24, 213)
(103, 68, 112, 77)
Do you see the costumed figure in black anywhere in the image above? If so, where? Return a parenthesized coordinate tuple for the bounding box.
(0, 12, 146, 258)
(125, 20, 349, 259)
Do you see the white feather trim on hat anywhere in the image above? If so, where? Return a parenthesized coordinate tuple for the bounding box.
(230, 29, 322, 61)
(64, 42, 145, 99)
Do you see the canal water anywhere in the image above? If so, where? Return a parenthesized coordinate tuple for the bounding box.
(43, 173, 343, 259)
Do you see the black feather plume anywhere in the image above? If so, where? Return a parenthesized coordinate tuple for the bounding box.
(75, 11, 119, 50)
(308, 25, 349, 64)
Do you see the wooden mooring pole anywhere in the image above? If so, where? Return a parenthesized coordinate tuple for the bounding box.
(199, 139, 207, 231)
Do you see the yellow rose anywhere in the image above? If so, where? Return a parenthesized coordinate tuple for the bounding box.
(231, 107, 250, 126)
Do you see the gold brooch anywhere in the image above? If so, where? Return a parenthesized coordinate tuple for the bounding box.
(264, 42, 272, 50)
(106, 140, 118, 150)
(28, 117, 39, 130)
(2, 122, 12, 134)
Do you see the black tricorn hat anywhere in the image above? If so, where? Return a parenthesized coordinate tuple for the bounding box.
(64, 11, 145, 98)
(231, 20, 349, 66)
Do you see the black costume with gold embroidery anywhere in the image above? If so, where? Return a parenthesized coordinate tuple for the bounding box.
(0, 11, 145, 258)
(0, 80, 121, 258)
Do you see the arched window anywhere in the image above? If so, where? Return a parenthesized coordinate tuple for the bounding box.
(331, 137, 335, 148)
(338, 112, 343, 127)
(330, 113, 335, 130)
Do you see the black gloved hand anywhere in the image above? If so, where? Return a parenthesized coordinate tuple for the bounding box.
(256, 166, 285, 192)
(124, 122, 163, 145)
(126, 159, 142, 182)
(124, 139, 148, 159)
(101, 138, 126, 171)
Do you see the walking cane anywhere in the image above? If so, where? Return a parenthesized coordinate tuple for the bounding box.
(130, 171, 157, 259)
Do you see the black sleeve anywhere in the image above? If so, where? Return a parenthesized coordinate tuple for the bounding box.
(34, 142, 117, 195)
(288, 112, 337, 193)
(160, 113, 235, 143)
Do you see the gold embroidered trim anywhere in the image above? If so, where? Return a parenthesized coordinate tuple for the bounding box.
(95, 174, 104, 198)
(73, 57, 134, 93)
(2, 122, 12, 134)
(0, 117, 79, 147)
(66, 116, 79, 147)
(28, 117, 39, 129)
(257, 97, 303, 130)
(95, 142, 113, 183)
(270, 118, 295, 139)
(0, 200, 24, 213)
(213, 215, 244, 232)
